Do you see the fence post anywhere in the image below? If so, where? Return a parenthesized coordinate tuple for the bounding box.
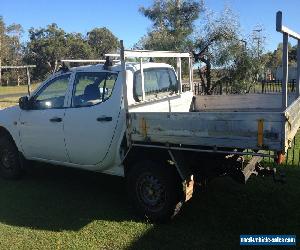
(177, 57, 182, 94)
(26, 67, 31, 96)
(297, 40, 300, 97)
(189, 57, 193, 93)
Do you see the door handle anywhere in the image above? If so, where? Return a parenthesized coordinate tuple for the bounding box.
(97, 116, 112, 122)
(49, 117, 62, 122)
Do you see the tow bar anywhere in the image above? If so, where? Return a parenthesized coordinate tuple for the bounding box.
(229, 153, 286, 184)
(254, 163, 286, 184)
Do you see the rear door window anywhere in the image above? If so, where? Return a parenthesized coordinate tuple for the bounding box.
(134, 68, 178, 102)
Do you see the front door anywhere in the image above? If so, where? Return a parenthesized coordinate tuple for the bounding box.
(19, 73, 71, 162)
(64, 71, 120, 166)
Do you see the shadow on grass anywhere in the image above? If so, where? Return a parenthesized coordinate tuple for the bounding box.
(0, 163, 135, 232)
(127, 167, 300, 249)
(0, 163, 299, 249)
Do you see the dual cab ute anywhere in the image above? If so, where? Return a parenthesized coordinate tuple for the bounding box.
(0, 12, 299, 222)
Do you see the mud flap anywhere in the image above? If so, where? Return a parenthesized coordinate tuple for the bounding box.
(183, 175, 194, 202)
(168, 150, 195, 202)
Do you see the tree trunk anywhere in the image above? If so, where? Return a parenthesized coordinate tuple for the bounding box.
(198, 66, 205, 93)
(17, 69, 20, 86)
(200, 57, 212, 95)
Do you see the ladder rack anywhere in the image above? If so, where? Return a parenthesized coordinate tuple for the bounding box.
(276, 11, 300, 109)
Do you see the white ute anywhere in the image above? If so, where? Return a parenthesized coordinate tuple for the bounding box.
(0, 45, 196, 222)
(1, 12, 300, 222)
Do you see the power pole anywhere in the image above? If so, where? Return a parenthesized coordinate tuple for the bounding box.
(253, 29, 262, 58)
(253, 28, 264, 81)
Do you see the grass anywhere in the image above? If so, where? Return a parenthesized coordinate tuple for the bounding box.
(0, 84, 40, 109)
(0, 162, 299, 249)
(0, 83, 39, 96)
(0, 97, 19, 109)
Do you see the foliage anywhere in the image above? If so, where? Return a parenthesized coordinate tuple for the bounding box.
(65, 33, 93, 60)
(192, 7, 250, 94)
(24, 24, 68, 80)
(263, 42, 297, 71)
(23, 24, 119, 81)
(87, 27, 119, 57)
(137, 0, 204, 51)
(137, 0, 203, 77)
(0, 17, 27, 86)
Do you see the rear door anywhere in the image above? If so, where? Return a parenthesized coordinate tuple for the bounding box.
(64, 71, 120, 166)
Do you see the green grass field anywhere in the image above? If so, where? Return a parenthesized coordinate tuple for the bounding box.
(0, 83, 39, 96)
(0, 163, 299, 249)
(0, 84, 40, 109)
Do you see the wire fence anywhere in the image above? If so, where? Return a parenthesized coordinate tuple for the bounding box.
(260, 132, 300, 167)
(182, 79, 298, 95)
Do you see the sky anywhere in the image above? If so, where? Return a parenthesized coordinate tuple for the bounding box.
(1, 0, 300, 52)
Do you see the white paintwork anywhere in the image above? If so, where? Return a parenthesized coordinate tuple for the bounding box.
(0, 65, 36, 69)
(106, 50, 190, 58)
(129, 91, 193, 112)
(195, 93, 297, 111)
(0, 106, 23, 150)
(63, 75, 123, 166)
(20, 108, 69, 162)
(61, 59, 120, 63)
(124, 50, 190, 58)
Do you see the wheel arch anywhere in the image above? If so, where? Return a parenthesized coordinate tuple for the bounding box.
(123, 146, 172, 176)
(0, 126, 20, 151)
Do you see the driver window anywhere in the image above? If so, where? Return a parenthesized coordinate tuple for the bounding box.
(34, 74, 70, 109)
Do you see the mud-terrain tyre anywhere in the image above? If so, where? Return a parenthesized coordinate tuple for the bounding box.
(127, 160, 184, 223)
(0, 135, 23, 179)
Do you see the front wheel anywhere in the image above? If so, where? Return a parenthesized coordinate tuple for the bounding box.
(127, 160, 183, 223)
(0, 136, 23, 179)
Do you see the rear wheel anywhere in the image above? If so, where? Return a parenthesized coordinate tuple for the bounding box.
(127, 160, 183, 223)
(0, 136, 23, 179)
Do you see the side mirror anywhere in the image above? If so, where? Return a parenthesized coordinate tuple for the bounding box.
(19, 96, 31, 110)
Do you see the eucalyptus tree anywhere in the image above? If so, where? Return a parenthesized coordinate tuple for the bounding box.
(0, 17, 24, 86)
(87, 27, 119, 57)
(138, 0, 204, 51)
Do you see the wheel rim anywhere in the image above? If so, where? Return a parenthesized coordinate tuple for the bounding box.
(0, 149, 14, 170)
(137, 172, 166, 212)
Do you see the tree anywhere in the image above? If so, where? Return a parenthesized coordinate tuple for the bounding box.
(25, 25, 119, 81)
(192, 7, 245, 94)
(87, 27, 119, 57)
(289, 45, 297, 64)
(6, 24, 24, 85)
(65, 33, 92, 59)
(24, 23, 68, 80)
(0, 17, 24, 86)
(138, 0, 203, 51)
(0, 17, 5, 85)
